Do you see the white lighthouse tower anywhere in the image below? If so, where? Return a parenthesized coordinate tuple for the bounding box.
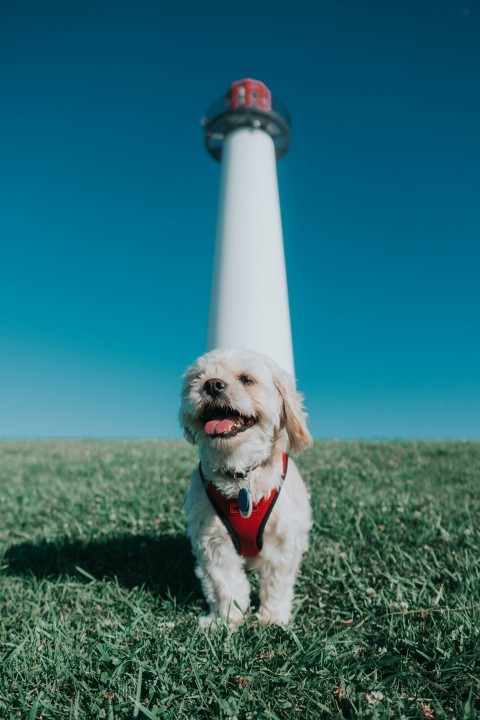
(204, 78, 295, 376)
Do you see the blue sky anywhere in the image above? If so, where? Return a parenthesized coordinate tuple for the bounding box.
(0, 0, 479, 439)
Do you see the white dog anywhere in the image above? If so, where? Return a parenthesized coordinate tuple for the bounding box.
(179, 347, 313, 630)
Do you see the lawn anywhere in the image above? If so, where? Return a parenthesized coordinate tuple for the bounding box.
(1, 440, 479, 719)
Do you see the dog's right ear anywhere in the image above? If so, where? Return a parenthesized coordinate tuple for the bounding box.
(183, 426, 197, 445)
(178, 407, 197, 445)
(179, 363, 200, 445)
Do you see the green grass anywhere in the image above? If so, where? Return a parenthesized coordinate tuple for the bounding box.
(1, 440, 479, 719)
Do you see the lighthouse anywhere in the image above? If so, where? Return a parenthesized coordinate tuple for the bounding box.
(204, 78, 295, 377)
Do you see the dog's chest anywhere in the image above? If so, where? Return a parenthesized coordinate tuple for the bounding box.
(200, 453, 288, 557)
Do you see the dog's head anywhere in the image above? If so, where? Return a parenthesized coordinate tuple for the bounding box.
(179, 348, 312, 467)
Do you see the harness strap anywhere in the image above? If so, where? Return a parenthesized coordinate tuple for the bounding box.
(199, 453, 288, 557)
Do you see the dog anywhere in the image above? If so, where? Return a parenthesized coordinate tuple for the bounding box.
(179, 347, 313, 630)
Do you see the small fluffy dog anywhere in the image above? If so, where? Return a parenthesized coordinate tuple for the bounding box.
(179, 347, 313, 629)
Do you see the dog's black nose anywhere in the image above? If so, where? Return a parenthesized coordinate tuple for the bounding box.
(203, 378, 227, 397)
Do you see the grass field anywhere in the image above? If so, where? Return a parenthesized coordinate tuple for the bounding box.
(1, 440, 479, 719)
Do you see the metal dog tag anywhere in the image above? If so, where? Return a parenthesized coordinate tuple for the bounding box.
(238, 487, 253, 518)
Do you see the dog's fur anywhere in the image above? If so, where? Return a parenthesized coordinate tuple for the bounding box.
(179, 347, 313, 629)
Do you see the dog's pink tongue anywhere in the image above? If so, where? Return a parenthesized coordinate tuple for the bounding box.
(205, 417, 237, 435)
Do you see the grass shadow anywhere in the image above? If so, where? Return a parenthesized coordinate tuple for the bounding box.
(4, 533, 201, 602)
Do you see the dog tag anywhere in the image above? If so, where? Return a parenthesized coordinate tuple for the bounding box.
(238, 487, 252, 518)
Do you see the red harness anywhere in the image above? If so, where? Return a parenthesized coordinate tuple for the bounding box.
(200, 453, 288, 558)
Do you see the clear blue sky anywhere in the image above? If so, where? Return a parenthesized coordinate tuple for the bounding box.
(1, 0, 479, 439)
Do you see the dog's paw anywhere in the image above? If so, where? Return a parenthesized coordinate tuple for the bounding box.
(256, 609, 290, 627)
(198, 613, 246, 633)
(198, 614, 219, 632)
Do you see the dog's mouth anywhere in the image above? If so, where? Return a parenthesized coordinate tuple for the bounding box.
(200, 407, 257, 439)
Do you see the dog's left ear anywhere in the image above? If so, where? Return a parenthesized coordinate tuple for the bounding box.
(273, 365, 313, 455)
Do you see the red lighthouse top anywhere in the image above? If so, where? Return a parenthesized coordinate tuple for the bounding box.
(228, 79, 272, 112)
(203, 78, 290, 162)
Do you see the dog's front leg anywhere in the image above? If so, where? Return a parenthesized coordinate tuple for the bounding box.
(256, 550, 303, 626)
(194, 542, 250, 631)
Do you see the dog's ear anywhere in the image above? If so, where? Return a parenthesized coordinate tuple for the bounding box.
(178, 408, 197, 445)
(272, 365, 313, 455)
(183, 425, 197, 445)
(179, 364, 199, 445)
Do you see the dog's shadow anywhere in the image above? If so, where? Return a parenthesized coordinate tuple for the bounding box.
(4, 533, 201, 603)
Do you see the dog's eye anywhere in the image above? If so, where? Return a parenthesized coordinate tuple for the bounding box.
(239, 374, 255, 386)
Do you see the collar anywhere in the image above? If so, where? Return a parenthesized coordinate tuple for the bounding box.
(199, 453, 289, 491)
(216, 463, 260, 480)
